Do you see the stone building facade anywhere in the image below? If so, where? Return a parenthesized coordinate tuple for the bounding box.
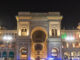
(0, 12, 80, 60)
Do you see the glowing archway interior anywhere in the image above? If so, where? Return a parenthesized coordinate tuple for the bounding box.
(31, 26, 48, 41)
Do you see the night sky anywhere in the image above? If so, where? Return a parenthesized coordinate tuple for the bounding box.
(0, 1, 80, 30)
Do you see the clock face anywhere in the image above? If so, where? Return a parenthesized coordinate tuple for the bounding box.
(21, 48, 27, 55)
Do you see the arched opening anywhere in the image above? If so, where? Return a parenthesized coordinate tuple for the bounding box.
(51, 48, 58, 57)
(31, 27, 48, 41)
(31, 27, 48, 60)
(64, 52, 70, 60)
(2, 51, 7, 60)
(35, 44, 43, 51)
(20, 47, 27, 59)
(9, 51, 14, 60)
(32, 30, 46, 42)
(71, 51, 77, 60)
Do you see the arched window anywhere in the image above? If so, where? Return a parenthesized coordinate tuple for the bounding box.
(20, 48, 27, 59)
(21, 29, 27, 32)
(55, 29, 57, 36)
(71, 51, 77, 60)
(51, 48, 58, 57)
(71, 51, 76, 57)
(21, 28, 27, 36)
(9, 51, 14, 58)
(32, 30, 46, 42)
(64, 52, 70, 59)
(52, 29, 57, 37)
(2, 51, 7, 57)
(52, 29, 55, 37)
(21, 48, 27, 55)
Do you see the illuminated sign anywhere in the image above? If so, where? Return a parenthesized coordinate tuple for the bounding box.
(61, 32, 80, 41)
(61, 33, 67, 39)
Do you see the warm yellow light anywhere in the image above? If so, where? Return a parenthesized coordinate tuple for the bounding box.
(79, 33, 80, 38)
(18, 29, 21, 36)
(73, 43, 75, 48)
(66, 43, 69, 48)
(27, 28, 29, 36)
(57, 30, 60, 36)
(71, 52, 76, 56)
(31, 57, 35, 60)
(31, 26, 48, 40)
(21, 55, 27, 58)
(79, 43, 80, 46)
(52, 49, 57, 52)
(49, 29, 52, 36)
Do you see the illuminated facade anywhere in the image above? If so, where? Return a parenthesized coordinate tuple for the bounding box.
(0, 12, 80, 60)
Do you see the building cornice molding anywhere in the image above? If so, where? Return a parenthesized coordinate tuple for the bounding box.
(16, 16, 63, 21)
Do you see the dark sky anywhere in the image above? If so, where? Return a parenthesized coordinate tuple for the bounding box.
(0, 0, 80, 29)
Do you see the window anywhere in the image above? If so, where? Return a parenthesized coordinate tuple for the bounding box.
(2, 51, 7, 57)
(51, 48, 58, 57)
(21, 29, 27, 32)
(52, 29, 55, 37)
(9, 51, 14, 58)
(55, 29, 57, 36)
(52, 29, 57, 37)
(64, 52, 70, 59)
(71, 51, 76, 57)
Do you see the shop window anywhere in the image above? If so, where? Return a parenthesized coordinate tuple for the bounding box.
(71, 51, 76, 57)
(2, 51, 7, 57)
(9, 51, 14, 58)
(64, 52, 70, 59)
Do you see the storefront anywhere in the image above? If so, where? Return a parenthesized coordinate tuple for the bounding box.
(8, 51, 14, 60)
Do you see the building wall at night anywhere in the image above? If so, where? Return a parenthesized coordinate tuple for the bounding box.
(0, 12, 80, 60)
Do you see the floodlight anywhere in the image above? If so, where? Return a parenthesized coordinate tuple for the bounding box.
(3, 35, 13, 42)
(65, 36, 75, 41)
